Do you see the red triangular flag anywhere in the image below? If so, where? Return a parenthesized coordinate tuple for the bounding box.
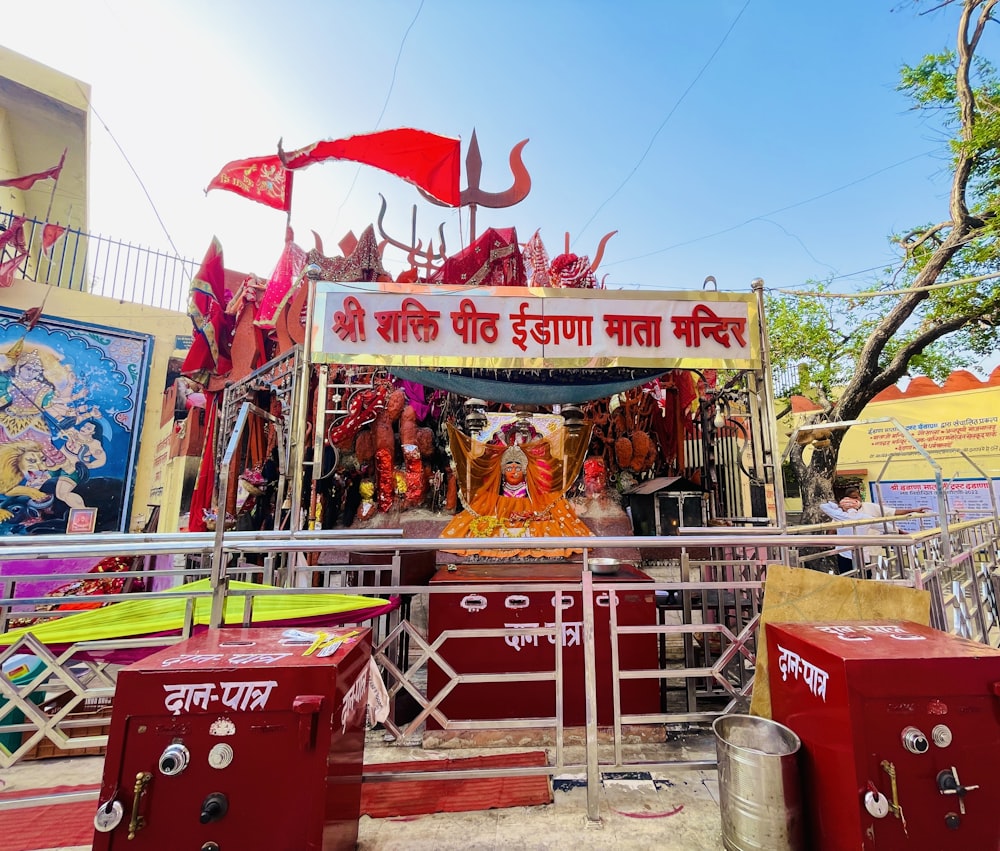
(0, 149, 66, 191)
(0, 252, 27, 287)
(19, 305, 43, 330)
(206, 155, 292, 212)
(42, 223, 67, 255)
(279, 129, 460, 206)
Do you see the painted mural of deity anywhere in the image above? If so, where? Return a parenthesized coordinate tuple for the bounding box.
(0, 312, 151, 535)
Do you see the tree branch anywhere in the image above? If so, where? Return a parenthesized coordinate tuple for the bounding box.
(793, 1, 1000, 519)
(951, 1, 997, 222)
(882, 311, 983, 374)
(841, 305, 989, 416)
(837, 2, 998, 417)
(898, 221, 950, 254)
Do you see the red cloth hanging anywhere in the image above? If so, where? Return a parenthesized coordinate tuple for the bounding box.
(255, 238, 307, 330)
(187, 395, 219, 532)
(431, 228, 526, 287)
(182, 238, 235, 385)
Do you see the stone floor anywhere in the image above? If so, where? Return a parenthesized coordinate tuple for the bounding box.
(0, 733, 726, 850)
(356, 767, 724, 850)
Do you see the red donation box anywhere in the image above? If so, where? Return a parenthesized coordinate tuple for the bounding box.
(91, 626, 371, 851)
(427, 563, 659, 728)
(766, 620, 1000, 850)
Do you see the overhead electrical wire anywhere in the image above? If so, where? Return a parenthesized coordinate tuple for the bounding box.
(604, 149, 937, 270)
(83, 89, 184, 262)
(334, 0, 425, 222)
(373, 0, 425, 130)
(774, 269, 1000, 298)
(573, 0, 753, 248)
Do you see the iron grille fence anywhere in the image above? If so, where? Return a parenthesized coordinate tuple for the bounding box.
(0, 208, 197, 313)
(771, 363, 808, 397)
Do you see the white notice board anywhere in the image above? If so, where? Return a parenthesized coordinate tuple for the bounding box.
(870, 479, 1000, 531)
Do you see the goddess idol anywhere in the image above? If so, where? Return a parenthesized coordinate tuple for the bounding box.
(440, 411, 593, 559)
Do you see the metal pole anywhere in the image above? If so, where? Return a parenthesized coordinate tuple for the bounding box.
(209, 402, 249, 627)
(287, 267, 321, 582)
(554, 578, 565, 762)
(751, 278, 786, 524)
(209, 401, 281, 627)
(609, 581, 624, 767)
(309, 364, 329, 532)
(881, 417, 950, 568)
(581, 567, 602, 824)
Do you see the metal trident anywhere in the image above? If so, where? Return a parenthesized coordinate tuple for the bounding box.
(419, 129, 531, 243)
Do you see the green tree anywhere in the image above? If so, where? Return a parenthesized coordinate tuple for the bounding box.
(771, 0, 1000, 522)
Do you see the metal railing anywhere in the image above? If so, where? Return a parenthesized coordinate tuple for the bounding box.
(1, 208, 196, 313)
(771, 363, 806, 397)
(2, 521, 998, 826)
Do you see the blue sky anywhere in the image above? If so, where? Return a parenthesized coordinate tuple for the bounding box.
(3, 1, 995, 371)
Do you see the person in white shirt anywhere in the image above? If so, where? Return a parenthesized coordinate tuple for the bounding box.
(820, 487, 927, 575)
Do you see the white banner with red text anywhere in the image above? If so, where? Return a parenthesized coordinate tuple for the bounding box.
(310, 283, 761, 369)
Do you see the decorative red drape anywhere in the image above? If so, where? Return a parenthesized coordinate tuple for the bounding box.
(431, 227, 525, 287)
(182, 238, 234, 385)
(187, 395, 219, 532)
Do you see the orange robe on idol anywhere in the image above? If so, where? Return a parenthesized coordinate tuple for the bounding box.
(441, 422, 593, 559)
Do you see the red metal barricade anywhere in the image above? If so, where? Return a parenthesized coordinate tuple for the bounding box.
(427, 563, 659, 728)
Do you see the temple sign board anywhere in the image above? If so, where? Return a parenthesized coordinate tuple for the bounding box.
(310, 282, 761, 371)
(305, 282, 769, 550)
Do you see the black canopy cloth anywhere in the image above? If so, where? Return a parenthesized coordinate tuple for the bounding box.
(387, 366, 669, 405)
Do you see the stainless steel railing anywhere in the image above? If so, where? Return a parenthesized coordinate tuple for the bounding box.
(2, 523, 998, 822)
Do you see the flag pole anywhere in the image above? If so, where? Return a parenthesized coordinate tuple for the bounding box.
(42, 149, 67, 224)
(30, 148, 67, 281)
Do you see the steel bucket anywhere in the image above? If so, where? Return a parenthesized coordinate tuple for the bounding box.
(713, 714, 804, 851)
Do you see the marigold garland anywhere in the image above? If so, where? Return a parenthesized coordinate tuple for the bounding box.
(468, 515, 506, 537)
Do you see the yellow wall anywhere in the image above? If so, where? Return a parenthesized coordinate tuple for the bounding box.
(159, 454, 202, 534)
(3, 276, 190, 530)
(779, 381, 1000, 513)
(0, 47, 90, 111)
(0, 47, 202, 533)
(837, 386, 1000, 485)
(0, 46, 90, 273)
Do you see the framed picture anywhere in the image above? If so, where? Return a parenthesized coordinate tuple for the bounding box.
(0, 309, 152, 536)
(66, 507, 97, 534)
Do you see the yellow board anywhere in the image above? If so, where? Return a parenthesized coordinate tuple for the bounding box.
(838, 389, 1000, 466)
(749, 564, 930, 719)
